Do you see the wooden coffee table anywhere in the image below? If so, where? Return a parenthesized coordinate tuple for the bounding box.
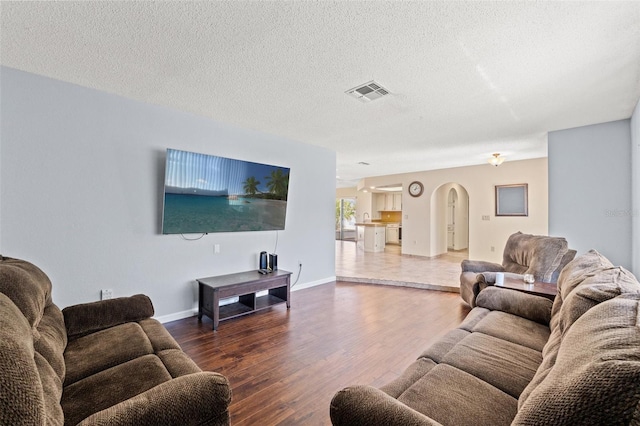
(197, 269, 292, 330)
(494, 276, 557, 300)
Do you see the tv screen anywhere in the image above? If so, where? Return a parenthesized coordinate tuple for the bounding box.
(162, 148, 290, 234)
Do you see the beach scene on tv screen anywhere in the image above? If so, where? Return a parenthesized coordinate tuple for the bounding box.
(162, 149, 289, 234)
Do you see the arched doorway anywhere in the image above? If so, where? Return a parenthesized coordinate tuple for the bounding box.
(430, 183, 469, 256)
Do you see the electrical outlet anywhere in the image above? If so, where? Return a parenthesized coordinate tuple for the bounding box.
(298, 259, 302, 267)
(101, 289, 113, 300)
(214, 244, 220, 254)
(482, 215, 490, 221)
(490, 246, 495, 252)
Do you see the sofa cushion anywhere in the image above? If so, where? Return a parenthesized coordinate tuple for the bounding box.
(476, 286, 553, 326)
(34, 351, 64, 425)
(397, 364, 517, 426)
(551, 250, 640, 337)
(519, 251, 640, 411)
(456, 306, 490, 331)
(441, 333, 542, 398)
(514, 294, 640, 425)
(380, 357, 437, 398)
(34, 304, 67, 383)
(64, 322, 154, 386)
(471, 310, 550, 352)
(419, 328, 470, 363)
(63, 294, 154, 340)
(0, 293, 52, 425)
(0, 256, 52, 330)
(157, 349, 203, 378)
(62, 354, 173, 426)
(139, 318, 182, 352)
(77, 372, 232, 426)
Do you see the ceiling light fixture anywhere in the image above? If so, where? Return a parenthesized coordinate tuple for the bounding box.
(488, 153, 505, 167)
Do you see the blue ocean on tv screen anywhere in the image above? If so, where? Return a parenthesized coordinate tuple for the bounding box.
(162, 149, 289, 234)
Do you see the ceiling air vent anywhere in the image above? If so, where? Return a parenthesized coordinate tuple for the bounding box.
(345, 81, 390, 102)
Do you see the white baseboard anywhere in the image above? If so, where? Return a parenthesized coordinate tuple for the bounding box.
(291, 276, 335, 291)
(154, 308, 197, 324)
(153, 276, 336, 323)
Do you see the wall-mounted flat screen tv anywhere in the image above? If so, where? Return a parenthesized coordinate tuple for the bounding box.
(162, 148, 290, 234)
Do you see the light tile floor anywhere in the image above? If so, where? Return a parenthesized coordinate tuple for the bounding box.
(335, 240, 468, 293)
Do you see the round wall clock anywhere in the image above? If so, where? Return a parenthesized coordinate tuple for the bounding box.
(408, 181, 424, 197)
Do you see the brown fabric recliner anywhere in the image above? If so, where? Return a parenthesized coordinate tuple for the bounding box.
(460, 232, 576, 307)
(0, 256, 232, 426)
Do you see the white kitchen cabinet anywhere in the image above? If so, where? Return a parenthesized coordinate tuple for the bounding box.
(357, 224, 386, 252)
(384, 194, 393, 211)
(386, 225, 400, 244)
(375, 193, 386, 213)
(383, 193, 402, 211)
(393, 193, 402, 211)
(375, 192, 402, 212)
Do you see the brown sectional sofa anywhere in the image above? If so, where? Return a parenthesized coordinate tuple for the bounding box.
(331, 249, 640, 425)
(0, 256, 231, 425)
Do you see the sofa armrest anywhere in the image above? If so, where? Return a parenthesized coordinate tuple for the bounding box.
(476, 286, 552, 325)
(461, 259, 505, 273)
(77, 372, 231, 426)
(63, 294, 154, 340)
(330, 385, 443, 426)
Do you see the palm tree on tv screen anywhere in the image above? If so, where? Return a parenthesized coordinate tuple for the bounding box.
(243, 176, 260, 196)
(265, 169, 289, 200)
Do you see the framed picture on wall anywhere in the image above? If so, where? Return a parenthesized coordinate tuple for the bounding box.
(496, 184, 528, 216)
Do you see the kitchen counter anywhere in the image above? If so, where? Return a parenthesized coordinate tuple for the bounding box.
(355, 223, 386, 252)
(354, 222, 387, 227)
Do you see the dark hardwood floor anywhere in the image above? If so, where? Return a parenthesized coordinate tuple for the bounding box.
(165, 281, 471, 425)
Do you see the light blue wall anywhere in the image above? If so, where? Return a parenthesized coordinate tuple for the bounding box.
(0, 67, 336, 319)
(549, 119, 633, 270)
(631, 99, 640, 276)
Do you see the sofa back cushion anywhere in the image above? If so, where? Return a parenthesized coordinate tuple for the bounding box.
(0, 255, 53, 329)
(501, 232, 571, 283)
(513, 294, 640, 424)
(551, 250, 640, 336)
(1, 292, 65, 425)
(518, 250, 640, 414)
(0, 256, 66, 425)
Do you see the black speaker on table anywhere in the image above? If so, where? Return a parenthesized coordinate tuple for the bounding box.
(259, 251, 268, 270)
(269, 253, 278, 271)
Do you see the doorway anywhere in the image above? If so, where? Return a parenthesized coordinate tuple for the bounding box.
(447, 188, 458, 250)
(431, 183, 469, 255)
(335, 198, 356, 241)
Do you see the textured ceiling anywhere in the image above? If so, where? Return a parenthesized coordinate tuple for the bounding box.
(2, 1, 640, 187)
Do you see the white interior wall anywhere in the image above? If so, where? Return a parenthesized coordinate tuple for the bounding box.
(360, 158, 549, 262)
(429, 187, 446, 254)
(336, 187, 357, 199)
(549, 119, 632, 270)
(0, 67, 336, 319)
(631, 100, 639, 277)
